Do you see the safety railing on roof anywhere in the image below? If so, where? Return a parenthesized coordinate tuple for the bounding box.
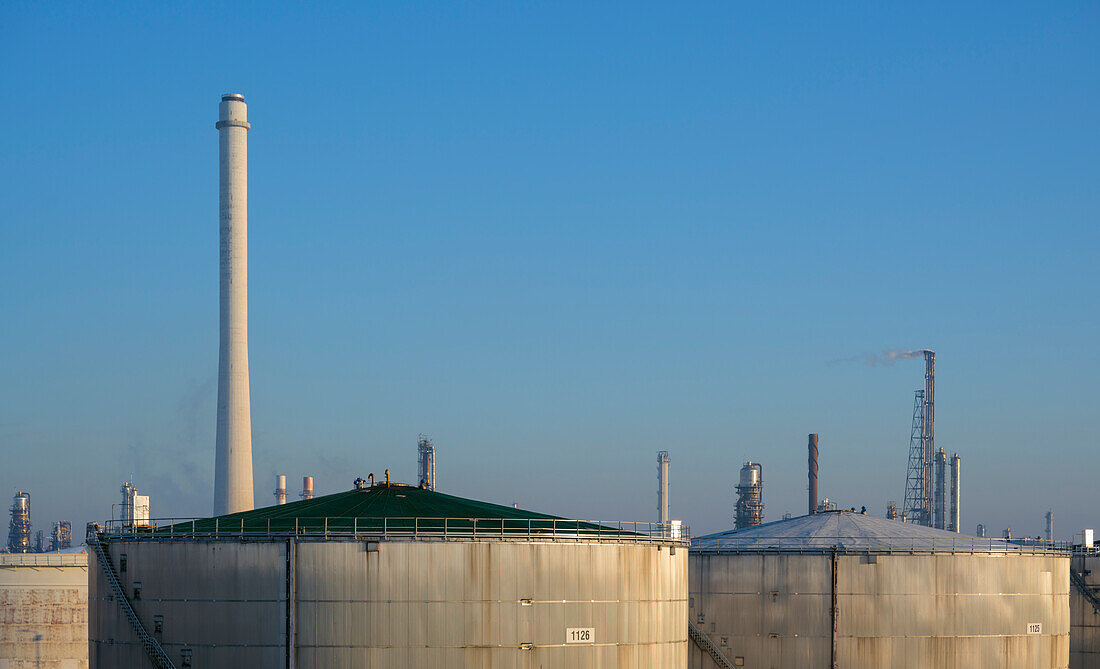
(0, 552, 88, 567)
(98, 517, 691, 544)
(690, 535, 1072, 555)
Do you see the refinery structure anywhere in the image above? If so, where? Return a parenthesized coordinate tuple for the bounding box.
(213, 92, 255, 516)
(5, 94, 1098, 669)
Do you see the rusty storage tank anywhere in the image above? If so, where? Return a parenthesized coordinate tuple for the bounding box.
(1071, 548, 1100, 668)
(88, 480, 688, 668)
(689, 510, 1069, 669)
(0, 549, 89, 667)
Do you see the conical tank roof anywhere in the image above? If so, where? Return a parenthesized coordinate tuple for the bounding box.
(693, 510, 1058, 554)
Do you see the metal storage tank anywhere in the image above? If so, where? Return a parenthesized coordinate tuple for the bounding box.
(1071, 550, 1100, 668)
(689, 510, 1069, 669)
(0, 549, 89, 668)
(89, 481, 688, 668)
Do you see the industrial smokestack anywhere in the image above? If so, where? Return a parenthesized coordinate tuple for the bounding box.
(657, 451, 670, 525)
(922, 350, 935, 527)
(807, 434, 818, 515)
(274, 475, 287, 505)
(301, 476, 314, 500)
(213, 93, 255, 515)
(1045, 510, 1054, 542)
(934, 448, 946, 530)
(949, 453, 960, 533)
(976, 524, 985, 538)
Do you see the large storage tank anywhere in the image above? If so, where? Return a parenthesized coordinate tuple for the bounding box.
(689, 510, 1069, 669)
(1071, 551, 1100, 668)
(0, 550, 89, 668)
(89, 481, 688, 668)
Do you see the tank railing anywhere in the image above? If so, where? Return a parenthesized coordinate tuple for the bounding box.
(98, 517, 691, 544)
(690, 535, 1072, 555)
(0, 552, 88, 566)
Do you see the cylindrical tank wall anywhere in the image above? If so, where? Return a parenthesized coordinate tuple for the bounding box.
(0, 554, 88, 667)
(689, 551, 1069, 669)
(91, 539, 687, 668)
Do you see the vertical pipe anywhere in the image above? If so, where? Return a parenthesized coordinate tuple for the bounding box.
(922, 350, 935, 527)
(808, 434, 819, 515)
(301, 477, 314, 501)
(831, 549, 839, 669)
(934, 449, 946, 530)
(214, 92, 255, 515)
(1045, 510, 1054, 542)
(285, 538, 296, 669)
(949, 454, 960, 533)
(656, 451, 670, 525)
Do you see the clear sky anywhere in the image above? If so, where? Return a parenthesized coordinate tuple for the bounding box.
(1, 3, 1097, 542)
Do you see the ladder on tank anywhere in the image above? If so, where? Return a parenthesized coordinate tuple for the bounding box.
(688, 619, 734, 669)
(1072, 568, 1100, 613)
(87, 524, 176, 669)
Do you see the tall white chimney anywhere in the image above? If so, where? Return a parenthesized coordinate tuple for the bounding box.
(301, 476, 314, 500)
(213, 93, 255, 515)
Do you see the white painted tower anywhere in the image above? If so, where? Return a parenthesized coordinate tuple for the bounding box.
(214, 93, 254, 515)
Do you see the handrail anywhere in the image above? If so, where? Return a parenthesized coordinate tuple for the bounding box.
(98, 517, 691, 545)
(690, 535, 1071, 556)
(87, 524, 176, 668)
(688, 619, 733, 669)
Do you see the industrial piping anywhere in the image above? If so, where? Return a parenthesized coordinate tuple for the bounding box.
(949, 454, 960, 532)
(934, 448, 946, 530)
(657, 451, 671, 525)
(808, 434, 819, 515)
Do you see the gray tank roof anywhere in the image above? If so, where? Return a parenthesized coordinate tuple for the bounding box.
(692, 510, 1064, 554)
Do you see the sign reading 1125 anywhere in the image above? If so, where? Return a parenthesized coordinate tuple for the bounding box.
(567, 628, 594, 643)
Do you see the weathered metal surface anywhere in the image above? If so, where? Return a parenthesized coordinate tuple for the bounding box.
(1071, 553, 1100, 668)
(90, 537, 686, 668)
(0, 552, 89, 668)
(689, 551, 1070, 669)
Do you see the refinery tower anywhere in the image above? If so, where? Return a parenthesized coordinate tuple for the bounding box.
(214, 93, 254, 515)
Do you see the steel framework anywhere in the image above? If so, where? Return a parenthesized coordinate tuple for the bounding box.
(902, 390, 929, 525)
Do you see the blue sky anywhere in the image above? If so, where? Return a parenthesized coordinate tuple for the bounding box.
(1, 3, 1097, 540)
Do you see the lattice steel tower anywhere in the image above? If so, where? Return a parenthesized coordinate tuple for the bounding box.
(902, 390, 928, 525)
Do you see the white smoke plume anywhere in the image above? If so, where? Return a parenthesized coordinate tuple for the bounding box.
(829, 349, 929, 367)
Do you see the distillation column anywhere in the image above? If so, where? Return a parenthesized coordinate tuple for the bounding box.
(657, 451, 670, 525)
(808, 434, 818, 515)
(214, 93, 255, 515)
(934, 448, 946, 530)
(949, 453, 960, 532)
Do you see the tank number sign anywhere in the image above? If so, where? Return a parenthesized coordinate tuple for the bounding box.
(567, 628, 594, 643)
(1027, 622, 1042, 634)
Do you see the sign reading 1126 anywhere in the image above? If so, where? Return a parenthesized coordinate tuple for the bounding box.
(567, 628, 594, 643)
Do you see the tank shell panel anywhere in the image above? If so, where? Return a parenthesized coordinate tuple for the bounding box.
(689, 552, 1069, 669)
(90, 539, 686, 668)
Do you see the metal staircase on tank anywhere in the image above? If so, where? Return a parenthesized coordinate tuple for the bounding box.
(1072, 568, 1100, 613)
(87, 524, 176, 669)
(688, 619, 734, 669)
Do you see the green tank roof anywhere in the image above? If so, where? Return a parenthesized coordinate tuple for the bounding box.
(223, 483, 558, 522)
(158, 482, 593, 538)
